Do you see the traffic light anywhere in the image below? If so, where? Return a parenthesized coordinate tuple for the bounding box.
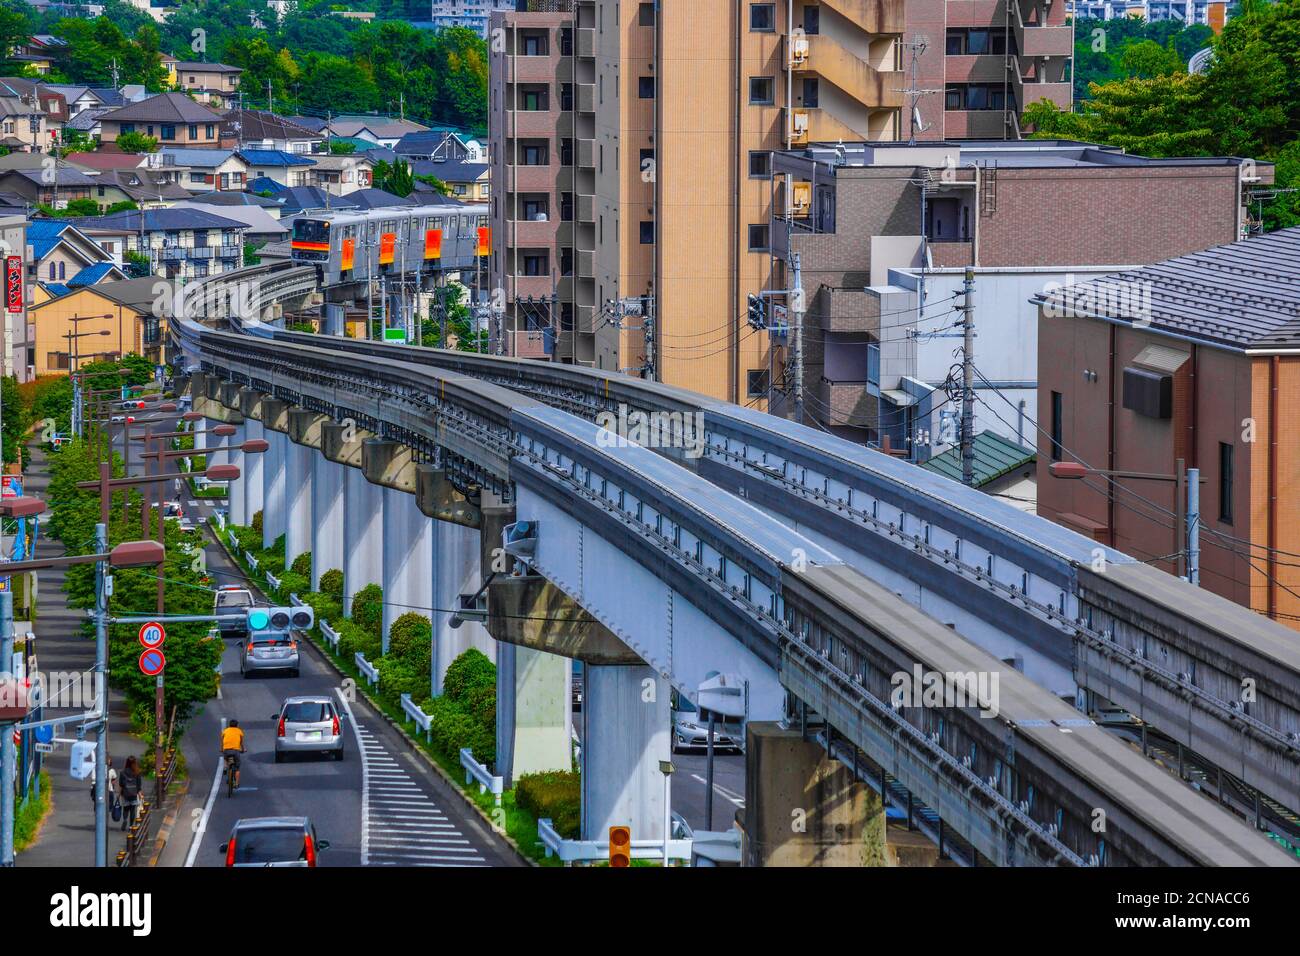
(746, 293, 766, 330)
(246, 605, 314, 633)
(609, 826, 631, 867)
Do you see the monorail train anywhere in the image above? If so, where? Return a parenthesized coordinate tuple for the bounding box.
(290, 201, 489, 287)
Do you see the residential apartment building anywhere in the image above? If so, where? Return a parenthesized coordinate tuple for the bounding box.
(238, 148, 316, 187)
(766, 139, 1269, 448)
(172, 62, 243, 110)
(428, 0, 516, 37)
(29, 276, 168, 376)
(98, 94, 225, 148)
(1069, 0, 1230, 28)
(305, 154, 374, 196)
(219, 109, 324, 153)
(1034, 228, 1300, 628)
(488, 0, 1069, 404)
(76, 207, 248, 280)
(161, 147, 251, 192)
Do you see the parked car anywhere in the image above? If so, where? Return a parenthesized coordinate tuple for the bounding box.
(240, 631, 300, 678)
(273, 695, 344, 762)
(213, 586, 254, 640)
(671, 689, 743, 754)
(220, 817, 329, 867)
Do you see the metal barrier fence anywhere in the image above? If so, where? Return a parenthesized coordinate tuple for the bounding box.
(401, 693, 433, 743)
(320, 619, 340, 651)
(355, 653, 379, 687)
(265, 569, 281, 592)
(537, 817, 693, 866)
(460, 747, 504, 806)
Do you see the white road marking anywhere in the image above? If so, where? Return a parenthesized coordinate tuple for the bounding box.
(335, 686, 369, 866)
(690, 773, 745, 807)
(185, 718, 227, 867)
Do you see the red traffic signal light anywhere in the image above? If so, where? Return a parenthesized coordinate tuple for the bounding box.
(609, 826, 631, 867)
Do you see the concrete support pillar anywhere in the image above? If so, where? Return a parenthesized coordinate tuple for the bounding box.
(262, 429, 286, 548)
(430, 518, 494, 695)
(343, 466, 383, 618)
(208, 426, 229, 469)
(227, 422, 246, 527)
(737, 721, 887, 867)
(284, 438, 313, 571)
(380, 487, 432, 651)
(580, 664, 671, 842)
(243, 419, 264, 524)
(311, 454, 344, 591)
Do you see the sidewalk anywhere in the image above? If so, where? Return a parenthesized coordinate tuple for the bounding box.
(16, 445, 139, 867)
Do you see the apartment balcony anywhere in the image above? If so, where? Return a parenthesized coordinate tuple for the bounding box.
(510, 275, 554, 299)
(813, 288, 880, 335)
(575, 303, 596, 334)
(577, 137, 595, 169)
(506, 163, 557, 191)
(928, 240, 974, 268)
(577, 249, 594, 278)
(791, 35, 905, 110)
(945, 54, 1010, 84)
(507, 217, 558, 246)
(511, 57, 557, 83)
(577, 27, 594, 58)
(817, 0, 904, 33)
(815, 378, 879, 431)
(508, 109, 559, 136)
(1010, 0, 1074, 58)
(577, 193, 594, 223)
(1010, 55, 1072, 112)
(944, 109, 1011, 139)
(577, 83, 595, 114)
(787, 105, 870, 147)
(511, 328, 551, 359)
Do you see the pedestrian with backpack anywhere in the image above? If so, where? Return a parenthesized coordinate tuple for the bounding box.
(118, 756, 143, 831)
(90, 755, 120, 822)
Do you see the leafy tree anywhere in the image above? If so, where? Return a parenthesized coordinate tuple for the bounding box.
(105, 200, 139, 214)
(115, 131, 159, 154)
(1, 375, 30, 467)
(414, 174, 448, 196)
(421, 284, 485, 351)
(372, 158, 413, 197)
(62, 197, 101, 217)
(328, 139, 355, 155)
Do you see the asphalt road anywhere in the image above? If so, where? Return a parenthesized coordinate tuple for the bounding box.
(161, 488, 517, 868)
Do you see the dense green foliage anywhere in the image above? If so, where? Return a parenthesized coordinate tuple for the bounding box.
(318, 567, 344, 603)
(350, 582, 384, 637)
(421, 284, 486, 352)
(1031, 1, 1300, 228)
(1071, 17, 1214, 100)
(289, 550, 311, 578)
(515, 771, 581, 839)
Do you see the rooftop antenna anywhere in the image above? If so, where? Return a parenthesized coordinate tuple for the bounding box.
(893, 36, 940, 146)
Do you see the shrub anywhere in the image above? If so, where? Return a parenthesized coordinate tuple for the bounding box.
(515, 771, 580, 839)
(277, 570, 309, 601)
(268, 534, 286, 559)
(251, 510, 263, 536)
(319, 568, 344, 602)
(301, 591, 342, 627)
(425, 694, 495, 766)
(351, 583, 384, 637)
(232, 525, 261, 553)
(388, 613, 432, 673)
(375, 656, 425, 707)
(336, 618, 381, 661)
(290, 550, 311, 578)
(464, 683, 496, 729)
(443, 648, 495, 704)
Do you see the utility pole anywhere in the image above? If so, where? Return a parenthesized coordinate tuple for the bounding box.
(791, 252, 805, 425)
(1187, 465, 1200, 586)
(0, 575, 13, 867)
(893, 37, 940, 146)
(266, 79, 273, 116)
(92, 518, 108, 867)
(642, 293, 656, 381)
(960, 267, 975, 486)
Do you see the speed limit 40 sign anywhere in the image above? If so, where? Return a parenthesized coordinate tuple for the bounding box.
(138, 621, 166, 649)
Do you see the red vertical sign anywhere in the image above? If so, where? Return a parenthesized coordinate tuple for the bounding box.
(5, 256, 21, 313)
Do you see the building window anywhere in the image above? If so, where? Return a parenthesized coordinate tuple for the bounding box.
(523, 253, 548, 276)
(946, 28, 1013, 56)
(561, 302, 574, 331)
(560, 82, 573, 111)
(749, 76, 774, 106)
(560, 26, 573, 55)
(1050, 391, 1063, 461)
(160, 124, 176, 140)
(188, 124, 198, 139)
(47, 262, 55, 280)
(560, 192, 573, 221)
(560, 138, 573, 165)
(120, 123, 135, 134)
(522, 32, 548, 56)
(747, 224, 769, 251)
(750, 3, 775, 30)
(639, 220, 654, 244)
(638, 2, 655, 25)
(748, 150, 770, 177)
(1219, 442, 1234, 524)
(945, 84, 1010, 111)
(205, 124, 215, 138)
(521, 142, 548, 165)
(521, 87, 549, 111)
(747, 368, 770, 398)
(804, 6, 820, 33)
(638, 76, 654, 98)
(560, 248, 573, 276)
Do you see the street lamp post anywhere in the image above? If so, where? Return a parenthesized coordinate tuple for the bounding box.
(659, 759, 674, 868)
(1048, 459, 1205, 584)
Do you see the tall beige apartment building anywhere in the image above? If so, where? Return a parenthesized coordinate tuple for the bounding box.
(489, 0, 1070, 406)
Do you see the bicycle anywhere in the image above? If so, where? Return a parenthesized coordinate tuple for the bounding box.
(222, 751, 239, 797)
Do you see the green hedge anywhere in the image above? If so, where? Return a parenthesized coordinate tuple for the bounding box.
(300, 591, 342, 628)
(388, 613, 432, 674)
(251, 510, 262, 536)
(319, 568, 344, 603)
(336, 618, 381, 661)
(421, 693, 495, 766)
(443, 648, 495, 702)
(351, 583, 384, 637)
(515, 771, 580, 839)
(290, 551, 311, 578)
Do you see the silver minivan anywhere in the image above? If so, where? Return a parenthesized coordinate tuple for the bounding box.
(240, 632, 301, 677)
(274, 696, 344, 761)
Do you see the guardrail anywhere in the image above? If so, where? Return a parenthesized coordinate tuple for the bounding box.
(355, 653, 379, 687)
(213, 510, 225, 531)
(227, 529, 238, 549)
(400, 693, 433, 743)
(320, 619, 340, 651)
(289, 593, 306, 607)
(460, 747, 503, 805)
(265, 569, 280, 592)
(536, 818, 694, 866)
(244, 551, 259, 573)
